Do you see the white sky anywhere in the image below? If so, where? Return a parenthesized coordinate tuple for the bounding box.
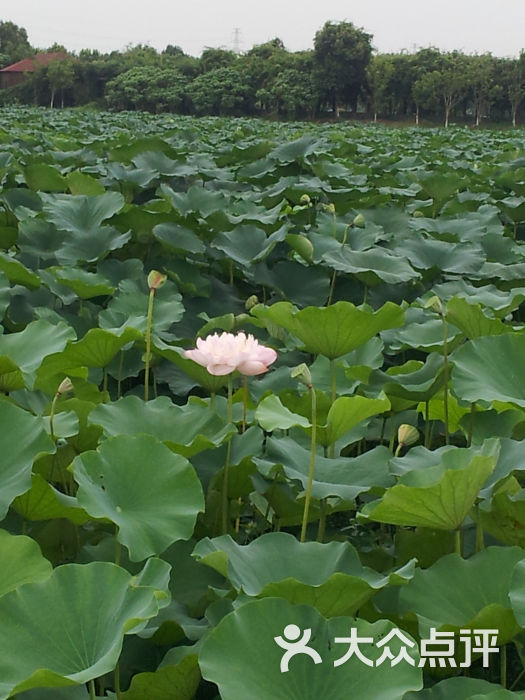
(2, 0, 524, 58)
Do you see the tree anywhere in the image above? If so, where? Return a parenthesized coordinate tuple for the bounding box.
(313, 21, 372, 117)
(200, 47, 237, 74)
(46, 58, 75, 108)
(0, 20, 33, 67)
(187, 66, 254, 116)
(259, 68, 314, 119)
(366, 54, 395, 122)
(497, 55, 525, 127)
(105, 66, 189, 112)
(467, 54, 499, 126)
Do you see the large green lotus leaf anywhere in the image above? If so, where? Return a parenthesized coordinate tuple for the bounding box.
(270, 135, 325, 162)
(52, 267, 115, 299)
(0, 560, 170, 698)
(212, 225, 268, 266)
(193, 532, 412, 617)
(395, 238, 485, 275)
(160, 183, 229, 218)
(89, 395, 232, 457)
(35, 327, 141, 393)
(255, 395, 311, 431)
(1, 187, 42, 216)
(366, 354, 445, 403)
(42, 191, 124, 233)
(404, 677, 525, 700)
(476, 480, 525, 548)
(73, 434, 204, 561)
(199, 598, 422, 700)
(445, 297, 511, 339)
(66, 170, 105, 196)
(0, 252, 40, 289)
(0, 356, 25, 391)
(394, 547, 524, 640)
(252, 301, 404, 359)
(119, 653, 200, 700)
(0, 320, 75, 388)
(382, 309, 462, 353)
(98, 278, 183, 334)
(0, 270, 8, 316)
(254, 437, 394, 502)
(451, 335, 525, 408)
(0, 529, 52, 598)
(12, 474, 90, 525)
(507, 559, 525, 627)
(322, 247, 420, 285)
(0, 401, 55, 519)
(152, 222, 206, 255)
(324, 393, 390, 445)
(364, 442, 498, 530)
(24, 164, 67, 192)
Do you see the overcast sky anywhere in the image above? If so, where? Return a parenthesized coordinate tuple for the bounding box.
(3, 0, 524, 58)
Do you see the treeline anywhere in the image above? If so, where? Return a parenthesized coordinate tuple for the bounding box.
(1, 19, 524, 125)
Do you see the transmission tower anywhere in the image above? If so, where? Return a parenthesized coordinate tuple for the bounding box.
(232, 28, 242, 54)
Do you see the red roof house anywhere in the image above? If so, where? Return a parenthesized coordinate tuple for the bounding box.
(0, 52, 68, 89)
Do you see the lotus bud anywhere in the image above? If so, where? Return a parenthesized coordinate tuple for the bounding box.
(300, 193, 311, 206)
(291, 363, 312, 388)
(326, 202, 336, 215)
(245, 295, 259, 310)
(56, 377, 73, 396)
(352, 213, 365, 228)
(291, 236, 314, 263)
(147, 270, 167, 291)
(397, 424, 419, 447)
(424, 295, 443, 315)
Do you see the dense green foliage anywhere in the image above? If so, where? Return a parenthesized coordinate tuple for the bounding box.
(0, 19, 524, 125)
(3, 108, 525, 696)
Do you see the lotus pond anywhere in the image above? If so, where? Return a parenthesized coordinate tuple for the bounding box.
(3, 107, 525, 698)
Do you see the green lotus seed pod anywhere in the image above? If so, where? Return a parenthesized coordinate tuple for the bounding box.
(300, 193, 311, 205)
(245, 295, 259, 310)
(413, 210, 424, 218)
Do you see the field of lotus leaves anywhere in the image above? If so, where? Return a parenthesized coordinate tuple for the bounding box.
(4, 106, 525, 698)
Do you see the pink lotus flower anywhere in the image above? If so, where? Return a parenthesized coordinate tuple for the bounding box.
(184, 332, 277, 376)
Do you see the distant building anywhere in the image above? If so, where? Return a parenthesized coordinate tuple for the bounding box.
(0, 52, 68, 89)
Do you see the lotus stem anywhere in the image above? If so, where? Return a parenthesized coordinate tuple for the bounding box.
(300, 382, 317, 542)
(327, 270, 337, 306)
(144, 287, 155, 402)
(475, 507, 485, 552)
(501, 643, 507, 688)
(114, 663, 122, 700)
(221, 375, 233, 535)
(242, 375, 248, 433)
(329, 359, 337, 458)
(441, 311, 450, 445)
(467, 402, 476, 447)
(89, 679, 96, 700)
(117, 350, 124, 399)
(49, 394, 58, 442)
(424, 400, 431, 448)
(317, 498, 327, 543)
(455, 528, 462, 557)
